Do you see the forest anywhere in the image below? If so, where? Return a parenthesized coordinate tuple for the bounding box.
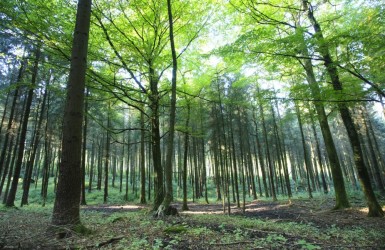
(0, 0, 384, 249)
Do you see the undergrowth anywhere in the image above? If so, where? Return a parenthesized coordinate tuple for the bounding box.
(1, 199, 384, 249)
(1, 180, 384, 249)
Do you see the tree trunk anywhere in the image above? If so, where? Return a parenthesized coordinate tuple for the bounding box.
(104, 110, 111, 204)
(252, 110, 269, 197)
(97, 137, 103, 190)
(309, 111, 328, 194)
(162, 0, 178, 213)
(2, 130, 19, 204)
(362, 107, 385, 193)
(124, 133, 130, 201)
(6, 46, 41, 207)
(52, 0, 92, 227)
(42, 133, 52, 207)
(229, 111, 240, 207)
(119, 139, 124, 193)
(0, 86, 12, 155)
(80, 90, 89, 205)
(304, 0, 383, 217)
(298, 26, 350, 209)
(21, 73, 48, 206)
(243, 111, 257, 200)
(259, 98, 277, 200)
(0, 134, 16, 198)
(0, 58, 25, 179)
(88, 140, 95, 192)
(149, 67, 163, 210)
(182, 103, 190, 211)
(295, 102, 313, 199)
(140, 110, 146, 204)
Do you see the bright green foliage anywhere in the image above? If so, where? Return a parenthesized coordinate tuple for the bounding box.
(1, 0, 385, 227)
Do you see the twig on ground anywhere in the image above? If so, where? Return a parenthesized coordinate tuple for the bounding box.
(246, 227, 296, 237)
(210, 240, 255, 246)
(97, 236, 125, 247)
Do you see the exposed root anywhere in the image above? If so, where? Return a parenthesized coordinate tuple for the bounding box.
(153, 205, 179, 218)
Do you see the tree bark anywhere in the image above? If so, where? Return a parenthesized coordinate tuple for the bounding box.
(6, 46, 41, 207)
(162, 0, 178, 213)
(140, 109, 146, 204)
(21, 73, 48, 206)
(259, 98, 277, 201)
(304, 0, 383, 217)
(80, 89, 89, 205)
(297, 26, 350, 209)
(0, 58, 25, 179)
(252, 110, 269, 197)
(88, 140, 95, 192)
(362, 106, 385, 193)
(295, 102, 313, 199)
(104, 109, 111, 204)
(182, 103, 190, 211)
(52, 0, 92, 226)
(150, 66, 163, 210)
(309, 110, 328, 194)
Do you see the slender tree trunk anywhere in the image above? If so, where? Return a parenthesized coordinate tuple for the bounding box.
(229, 111, 240, 207)
(362, 107, 385, 193)
(364, 106, 385, 190)
(252, 110, 269, 197)
(309, 111, 328, 194)
(42, 133, 52, 207)
(6, 46, 41, 207)
(119, 140, 124, 193)
(0, 59, 25, 179)
(104, 110, 111, 204)
(259, 99, 277, 200)
(21, 74, 48, 206)
(111, 146, 116, 188)
(0, 134, 16, 197)
(243, 117, 257, 200)
(304, 0, 383, 217)
(140, 110, 146, 204)
(237, 117, 247, 213)
(0, 87, 12, 155)
(298, 26, 350, 208)
(149, 66, 163, 210)
(2, 130, 19, 204)
(273, 100, 292, 198)
(182, 103, 190, 211)
(80, 90, 89, 205)
(147, 141, 152, 202)
(97, 137, 103, 190)
(295, 102, 313, 199)
(124, 132, 130, 201)
(88, 140, 95, 192)
(161, 0, 178, 213)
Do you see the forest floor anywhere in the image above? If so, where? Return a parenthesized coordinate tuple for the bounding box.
(1, 195, 385, 249)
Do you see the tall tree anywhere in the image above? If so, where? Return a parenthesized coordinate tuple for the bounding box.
(294, 101, 313, 199)
(303, 0, 383, 217)
(21, 72, 49, 206)
(162, 0, 178, 213)
(51, 0, 92, 227)
(6, 45, 41, 207)
(297, 28, 350, 208)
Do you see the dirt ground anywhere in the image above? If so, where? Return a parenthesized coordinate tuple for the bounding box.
(187, 200, 385, 230)
(1, 197, 385, 249)
(86, 197, 385, 231)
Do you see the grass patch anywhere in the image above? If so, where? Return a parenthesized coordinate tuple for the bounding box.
(1, 178, 384, 249)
